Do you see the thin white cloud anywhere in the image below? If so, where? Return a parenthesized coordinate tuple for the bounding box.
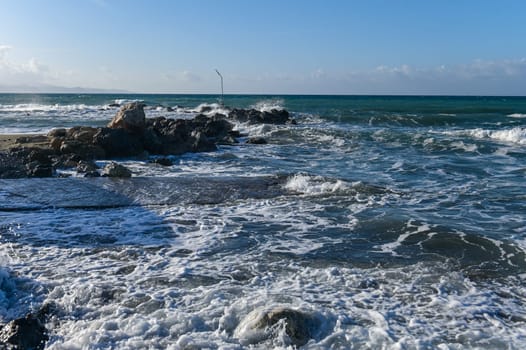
(181, 70, 202, 83)
(370, 59, 526, 81)
(0, 45, 51, 83)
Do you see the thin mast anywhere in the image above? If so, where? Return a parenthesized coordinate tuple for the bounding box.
(215, 69, 224, 106)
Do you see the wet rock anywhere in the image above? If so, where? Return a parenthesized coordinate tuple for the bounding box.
(150, 157, 173, 166)
(192, 131, 217, 152)
(228, 108, 294, 124)
(76, 160, 99, 173)
(235, 307, 321, 347)
(246, 137, 267, 145)
(108, 102, 146, 132)
(26, 148, 54, 165)
(0, 152, 28, 178)
(141, 127, 164, 154)
(0, 148, 55, 178)
(52, 154, 82, 168)
(25, 162, 53, 178)
(102, 162, 132, 177)
(0, 314, 48, 350)
(49, 136, 65, 151)
(108, 103, 121, 108)
(0, 106, 294, 178)
(93, 128, 144, 158)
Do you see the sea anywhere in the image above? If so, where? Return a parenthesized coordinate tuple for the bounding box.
(0, 94, 525, 349)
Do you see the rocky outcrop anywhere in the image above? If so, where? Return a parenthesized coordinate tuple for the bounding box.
(227, 108, 295, 125)
(107, 102, 146, 132)
(0, 103, 296, 178)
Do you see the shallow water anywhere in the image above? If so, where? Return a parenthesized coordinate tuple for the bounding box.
(1, 94, 526, 349)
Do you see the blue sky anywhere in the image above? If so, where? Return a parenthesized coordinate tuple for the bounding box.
(1, 0, 525, 94)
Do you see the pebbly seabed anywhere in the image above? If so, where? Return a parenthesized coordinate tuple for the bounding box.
(1, 94, 526, 349)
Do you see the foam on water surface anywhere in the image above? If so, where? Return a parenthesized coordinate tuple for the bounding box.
(1, 94, 526, 348)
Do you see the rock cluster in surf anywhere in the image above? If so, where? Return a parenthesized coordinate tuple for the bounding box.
(0, 303, 53, 350)
(0, 102, 295, 178)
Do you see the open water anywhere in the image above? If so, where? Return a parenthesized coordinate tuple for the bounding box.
(0, 94, 526, 349)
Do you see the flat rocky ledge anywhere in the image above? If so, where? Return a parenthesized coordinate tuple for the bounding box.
(0, 103, 295, 179)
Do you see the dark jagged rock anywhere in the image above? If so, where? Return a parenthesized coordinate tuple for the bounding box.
(0, 303, 54, 350)
(102, 162, 132, 177)
(0, 104, 295, 178)
(0, 147, 55, 178)
(228, 108, 294, 124)
(141, 115, 234, 155)
(0, 152, 28, 179)
(246, 137, 268, 145)
(52, 154, 82, 169)
(108, 103, 120, 108)
(76, 160, 99, 173)
(25, 162, 53, 178)
(93, 128, 144, 158)
(150, 157, 173, 166)
(59, 140, 106, 160)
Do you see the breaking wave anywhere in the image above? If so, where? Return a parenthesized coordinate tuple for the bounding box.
(444, 127, 526, 145)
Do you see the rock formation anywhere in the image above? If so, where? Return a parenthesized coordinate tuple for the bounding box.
(0, 103, 296, 179)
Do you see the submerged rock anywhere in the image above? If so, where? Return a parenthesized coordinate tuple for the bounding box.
(235, 306, 321, 347)
(102, 162, 132, 178)
(246, 137, 268, 144)
(76, 160, 99, 173)
(150, 157, 173, 166)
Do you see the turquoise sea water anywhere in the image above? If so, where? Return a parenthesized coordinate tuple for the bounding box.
(1, 94, 526, 348)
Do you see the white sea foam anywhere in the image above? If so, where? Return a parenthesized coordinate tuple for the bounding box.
(113, 98, 144, 105)
(374, 220, 432, 255)
(189, 102, 231, 116)
(507, 113, 526, 118)
(468, 127, 526, 145)
(1, 189, 525, 349)
(284, 174, 349, 195)
(0, 103, 96, 113)
(443, 127, 526, 145)
(450, 140, 478, 152)
(251, 99, 285, 112)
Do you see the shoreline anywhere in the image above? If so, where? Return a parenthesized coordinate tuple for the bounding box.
(0, 133, 48, 152)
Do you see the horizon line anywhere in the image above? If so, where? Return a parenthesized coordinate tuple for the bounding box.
(1, 91, 525, 98)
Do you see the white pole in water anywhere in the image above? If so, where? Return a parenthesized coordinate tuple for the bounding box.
(215, 69, 224, 106)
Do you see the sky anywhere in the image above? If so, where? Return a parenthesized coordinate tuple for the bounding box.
(1, 0, 525, 95)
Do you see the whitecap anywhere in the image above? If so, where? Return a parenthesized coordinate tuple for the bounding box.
(283, 174, 349, 195)
(189, 103, 231, 116)
(251, 99, 285, 112)
(442, 127, 526, 145)
(507, 113, 526, 118)
(113, 98, 144, 105)
(469, 127, 526, 145)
